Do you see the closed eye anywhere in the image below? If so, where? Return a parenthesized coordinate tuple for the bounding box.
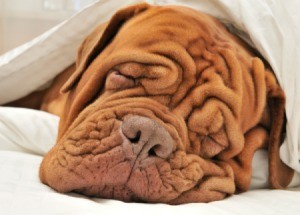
(105, 69, 136, 91)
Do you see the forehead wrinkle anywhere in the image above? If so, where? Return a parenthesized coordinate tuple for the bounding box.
(108, 5, 229, 114)
(124, 6, 195, 29)
(118, 7, 205, 45)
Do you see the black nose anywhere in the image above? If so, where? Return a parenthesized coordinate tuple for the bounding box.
(121, 116, 174, 159)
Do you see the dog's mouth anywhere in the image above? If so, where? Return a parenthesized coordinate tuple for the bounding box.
(40, 97, 233, 204)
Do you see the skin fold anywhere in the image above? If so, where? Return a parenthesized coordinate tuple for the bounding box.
(10, 3, 294, 204)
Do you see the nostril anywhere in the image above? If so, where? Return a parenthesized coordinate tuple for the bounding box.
(128, 130, 141, 144)
(148, 144, 169, 158)
(121, 115, 174, 159)
(148, 146, 158, 157)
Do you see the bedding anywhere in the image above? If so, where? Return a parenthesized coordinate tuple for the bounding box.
(1, 107, 300, 214)
(1, 0, 300, 213)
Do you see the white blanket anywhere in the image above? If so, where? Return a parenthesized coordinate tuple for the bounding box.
(1, 0, 300, 214)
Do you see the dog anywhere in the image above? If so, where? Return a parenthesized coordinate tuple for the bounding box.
(8, 3, 294, 204)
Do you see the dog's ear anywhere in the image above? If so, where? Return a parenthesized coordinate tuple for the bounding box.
(266, 70, 294, 188)
(57, 3, 151, 138)
(61, 3, 150, 93)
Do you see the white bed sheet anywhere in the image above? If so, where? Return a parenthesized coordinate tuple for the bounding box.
(1, 108, 300, 215)
(1, 152, 300, 215)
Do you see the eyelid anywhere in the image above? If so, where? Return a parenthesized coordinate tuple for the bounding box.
(112, 69, 137, 79)
(114, 63, 147, 79)
(105, 69, 136, 90)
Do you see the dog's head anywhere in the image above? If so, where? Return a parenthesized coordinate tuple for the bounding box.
(40, 4, 293, 204)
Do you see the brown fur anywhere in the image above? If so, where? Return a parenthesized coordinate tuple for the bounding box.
(8, 3, 294, 203)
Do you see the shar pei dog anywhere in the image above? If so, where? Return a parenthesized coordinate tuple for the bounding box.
(10, 3, 294, 204)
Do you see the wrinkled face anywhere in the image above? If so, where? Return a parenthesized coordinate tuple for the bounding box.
(40, 6, 265, 204)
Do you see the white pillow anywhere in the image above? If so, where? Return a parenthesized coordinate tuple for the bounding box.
(0, 107, 59, 155)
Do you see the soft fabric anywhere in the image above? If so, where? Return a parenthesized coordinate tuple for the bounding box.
(0, 0, 299, 175)
(1, 107, 300, 214)
(0, 107, 59, 155)
(0, 0, 145, 105)
(2, 152, 300, 215)
(37, 3, 294, 203)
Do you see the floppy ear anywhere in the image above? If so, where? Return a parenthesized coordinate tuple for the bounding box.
(227, 60, 294, 191)
(61, 3, 150, 93)
(266, 70, 294, 188)
(57, 3, 151, 138)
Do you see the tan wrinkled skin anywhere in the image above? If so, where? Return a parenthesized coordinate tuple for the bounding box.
(36, 4, 294, 204)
